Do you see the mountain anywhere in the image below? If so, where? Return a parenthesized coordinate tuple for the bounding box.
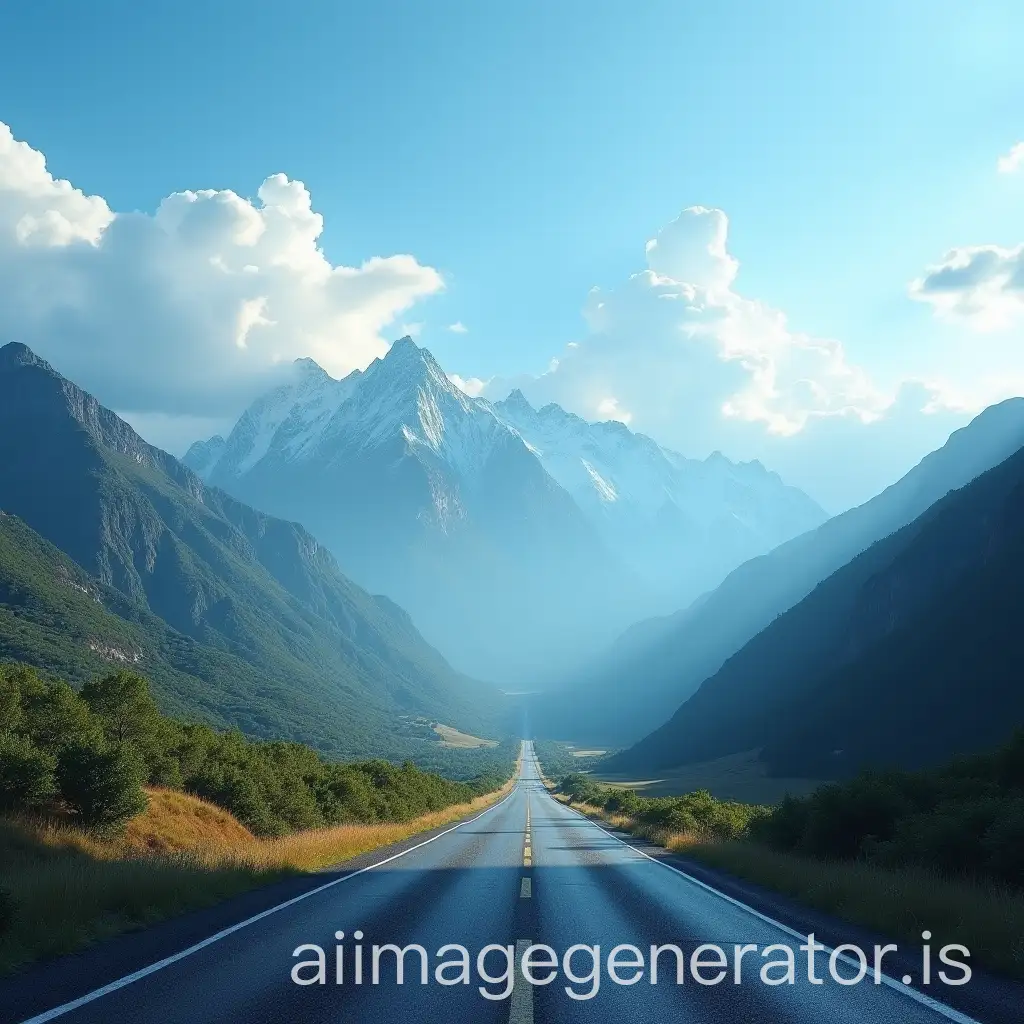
(537, 397, 1024, 746)
(0, 342, 498, 760)
(186, 338, 823, 683)
(611, 434, 1024, 778)
(492, 390, 824, 605)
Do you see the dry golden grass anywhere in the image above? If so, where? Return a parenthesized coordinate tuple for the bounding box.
(560, 796, 1024, 978)
(0, 781, 513, 974)
(249, 781, 515, 872)
(432, 724, 499, 749)
(123, 788, 257, 855)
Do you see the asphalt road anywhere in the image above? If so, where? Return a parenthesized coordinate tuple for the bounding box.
(3, 742, 1008, 1023)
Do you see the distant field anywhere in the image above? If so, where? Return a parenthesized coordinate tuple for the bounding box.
(433, 724, 499, 749)
(593, 749, 823, 805)
(570, 748, 607, 758)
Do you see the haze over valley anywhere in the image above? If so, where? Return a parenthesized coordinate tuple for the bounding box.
(184, 337, 825, 683)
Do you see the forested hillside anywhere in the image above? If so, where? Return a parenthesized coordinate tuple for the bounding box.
(0, 343, 504, 762)
(0, 663, 514, 836)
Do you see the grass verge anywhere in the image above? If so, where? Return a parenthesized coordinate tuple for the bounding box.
(0, 781, 513, 975)
(558, 796, 1024, 979)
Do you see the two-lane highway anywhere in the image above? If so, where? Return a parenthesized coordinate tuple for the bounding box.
(5, 743, 996, 1023)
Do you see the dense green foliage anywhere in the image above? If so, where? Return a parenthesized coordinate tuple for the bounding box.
(557, 772, 765, 842)
(0, 344, 504, 766)
(0, 664, 514, 836)
(531, 740, 596, 780)
(752, 731, 1024, 887)
(0, 735, 56, 812)
(0, 887, 13, 936)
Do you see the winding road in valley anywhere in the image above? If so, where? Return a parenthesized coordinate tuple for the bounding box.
(2, 743, 1012, 1024)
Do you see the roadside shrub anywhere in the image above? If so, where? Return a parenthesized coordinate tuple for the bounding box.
(982, 801, 1024, 886)
(749, 730, 1024, 889)
(870, 798, 1003, 875)
(0, 887, 14, 935)
(560, 776, 765, 841)
(795, 775, 915, 859)
(603, 789, 641, 815)
(0, 734, 56, 812)
(56, 741, 148, 831)
(749, 794, 809, 850)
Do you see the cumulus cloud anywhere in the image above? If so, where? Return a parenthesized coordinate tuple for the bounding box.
(448, 321, 468, 333)
(469, 205, 989, 510)
(643, 206, 738, 293)
(448, 373, 489, 397)
(910, 243, 1024, 330)
(998, 142, 1024, 174)
(499, 206, 890, 449)
(0, 122, 443, 426)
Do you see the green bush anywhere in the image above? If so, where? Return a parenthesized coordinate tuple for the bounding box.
(982, 801, 1024, 886)
(0, 734, 56, 812)
(559, 775, 766, 841)
(0, 662, 512, 838)
(604, 789, 641, 815)
(0, 887, 14, 935)
(797, 775, 916, 859)
(56, 741, 148, 830)
(751, 730, 1024, 888)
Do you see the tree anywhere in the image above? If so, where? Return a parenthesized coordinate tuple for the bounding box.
(0, 734, 56, 811)
(21, 681, 100, 753)
(56, 740, 148, 830)
(0, 665, 24, 733)
(81, 671, 162, 747)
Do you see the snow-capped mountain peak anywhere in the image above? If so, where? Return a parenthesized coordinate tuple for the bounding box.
(187, 338, 516, 487)
(185, 337, 827, 662)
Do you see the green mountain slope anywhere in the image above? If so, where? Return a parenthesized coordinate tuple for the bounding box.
(611, 439, 1024, 778)
(0, 343, 500, 760)
(538, 397, 1024, 746)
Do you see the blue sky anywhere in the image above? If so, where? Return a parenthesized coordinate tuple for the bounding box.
(1, 0, 1023, 508)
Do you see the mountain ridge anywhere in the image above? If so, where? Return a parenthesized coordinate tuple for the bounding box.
(0, 341, 499, 760)
(610, 432, 1024, 777)
(537, 395, 1024, 746)
(186, 338, 825, 682)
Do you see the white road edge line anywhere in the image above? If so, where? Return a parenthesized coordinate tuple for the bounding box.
(19, 778, 523, 1024)
(508, 939, 535, 1024)
(554, 788, 980, 1024)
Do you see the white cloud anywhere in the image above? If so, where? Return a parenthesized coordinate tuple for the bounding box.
(399, 321, 424, 338)
(909, 243, 1024, 330)
(448, 373, 489, 397)
(997, 142, 1024, 174)
(500, 206, 890, 447)
(643, 206, 738, 293)
(0, 122, 443, 424)
(448, 320, 468, 333)
(595, 396, 632, 424)
(471, 205, 989, 510)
